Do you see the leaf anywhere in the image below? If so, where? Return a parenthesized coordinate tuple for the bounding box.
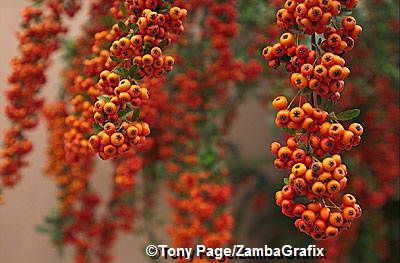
(118, 21, 128, 32)
(336, 109, 360, 121)
(82, 93, 90, 101)
(144, 41, 153, 49)
(97, 95, 111, 101)
(282, 127, 296, 135)
(83, 133, 95, 140)
(36, 226, 49, 233)
(131, 108, 141, 121)
(113, 67, 129, 79)
(100, 15, 116, 27)
(113, 67, 124, 75)
(158, 39, 168, 49)
(329, 111, 337, 120)
(129, 64, 139, 77)
(110, 56, 122, 62)
(126, 102, 133, 111)
(121, 67, 129, 78)
(92, 122, 103, 133)
(316, 94, 322, 105)
(119, 3, 127, 16)
(298, 141, 307, 151)
(128, 22, 139, 34)
(132, 24, 140, 34)
(302, 87, 313, 94)
(324, 99, 333, 112)
(283, 178, 290, 185)
(118, 107, 133, 120)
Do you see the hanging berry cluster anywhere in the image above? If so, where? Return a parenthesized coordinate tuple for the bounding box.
(161, 0, 243, 251)
(0, 0, 81, 189)
(88, 1, 187, 160)
(262, 0, 365, 240)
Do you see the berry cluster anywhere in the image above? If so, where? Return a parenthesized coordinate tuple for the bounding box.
(91, 2, 187, 159)
(109, 7, 186, 78)
(0, 0, 81, 188)
(262, 0, 364, 240)
(276, 0, 359, 34)
(263, 32, 354, 99)
(321, 16, 362, 54)
(276, 188, 362, 240)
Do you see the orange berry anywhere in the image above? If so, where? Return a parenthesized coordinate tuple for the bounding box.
(342, 194, 356, 207)
(312, 182, 326, 196)
(169, 7, 182, 20)
(118, 79, 131, 92)
(292, 163, 307, 176)
(301, 210, 316, 224)
(322, 157, 337, 171)
(329, 212, 344, 227)
(111, 132, 125, 146)
(270, 142, 281, 155)
(103, 122, 116, 135)
(343, 207, 356, 221)
(272, 96, 288, 110)
(289, 107, 305, 123)
(325, 226, 338, 238)
(104, 102, 117, 115)
(142, 54, 154, 66)
(280, 32, 294, 46)
(326, 180, 341, 194)
(348, 123, 363, 136)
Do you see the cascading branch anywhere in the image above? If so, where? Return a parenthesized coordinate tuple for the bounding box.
(262, 0, 364, 240)
(88, 0, 187, 160)
(0, 0, 81, 193)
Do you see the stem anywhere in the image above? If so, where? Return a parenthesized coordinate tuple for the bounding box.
(310, 33, 317, 107)
(287, 89, 303, 109)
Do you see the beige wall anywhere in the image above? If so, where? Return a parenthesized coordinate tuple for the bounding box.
(0, 1, 269, 262)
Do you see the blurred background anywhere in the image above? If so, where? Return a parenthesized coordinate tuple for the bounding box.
(0, 0, 399, 263)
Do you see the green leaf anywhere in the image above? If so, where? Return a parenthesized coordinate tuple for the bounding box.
(92, 122, 103, 133)
(126, 102, 133, 111)
(302, 87, 313, 94)
(118, 107, 133, 120)
(118, 21, 128, 32)
(133, 25, 140, 34)
(83, 133, 95, 140)
(324, 99, 333, 112)
(113, 67, 129, 79)
(128, 22, 139, 34)
(158, 39, 168, 49)
(336, 109, 360, 121)
(298, 141, 307, 151)
(36, 226, 49, 233)
(129, 64, 139, 77)
(283, 178, 290, 185)
(97, 95, 111, 101)
(329, 111, 337, 120)
(119, 3, 127, 16)
(121, 67, 129, 78)
(282, 127, 296, 135)
(144, 41, 153, 49)
(316, 94, 322, 105)
(100, 15, 116, 27)
(131, 108, 141, 121)
(82, 93, 90, 101)
(110, 56, 122, 62)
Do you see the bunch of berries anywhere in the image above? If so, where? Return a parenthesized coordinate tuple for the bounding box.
(91, 2, 187, 159)
(276, 188, 362, 240)
(276, 0, 359, 34)
(263, 0, 364, 240)
(263, 32, 355, 99)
